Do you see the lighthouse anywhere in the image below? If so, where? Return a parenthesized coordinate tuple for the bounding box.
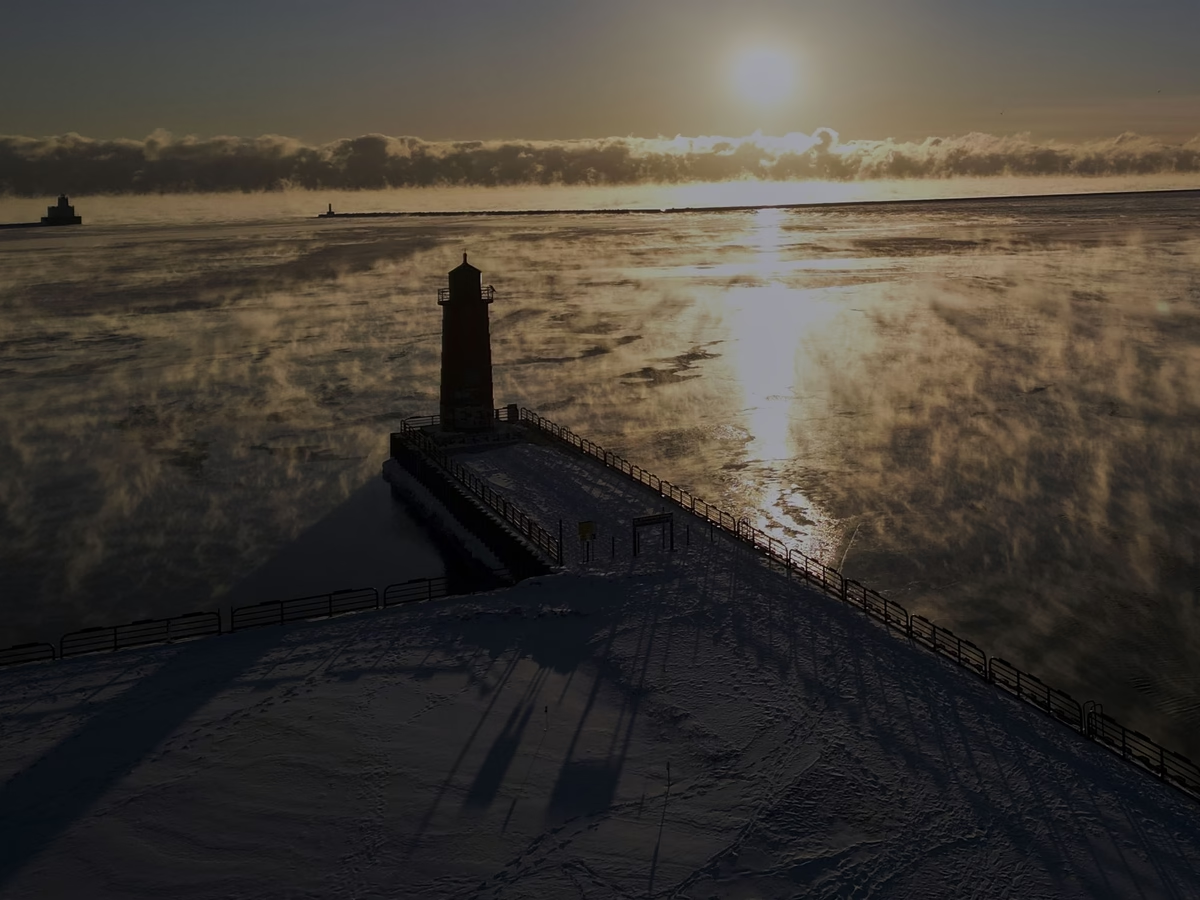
(41, 195, 82, 226)
(438, 253, 496, 432)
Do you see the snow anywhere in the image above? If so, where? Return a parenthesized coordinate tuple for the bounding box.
(2, 436, 1199, 899)
(221, 476, 446, 610)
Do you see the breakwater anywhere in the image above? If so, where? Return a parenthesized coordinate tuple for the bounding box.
(314, 187, 1200, 220)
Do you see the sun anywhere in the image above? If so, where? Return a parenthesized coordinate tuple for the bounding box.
(731, 47, 795, 108)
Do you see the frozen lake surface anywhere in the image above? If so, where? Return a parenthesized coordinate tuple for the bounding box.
(2, 185, 1199, 758)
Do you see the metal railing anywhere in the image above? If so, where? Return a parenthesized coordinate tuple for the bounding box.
(402, 414, 442, 430)
(399, 417, 562, 565)
(231, 588, 379, 631)
(400, 408, 514, 432)
(990, 657, 1083, 730)
(517, 407, 1200, 806)
(910, 615, 987, 678)
(844, 578, 912, 639)
(437, 285, 495, 304)
(1087, 705, 1200, 793)
(2, 575, 474, 669)
(60, 611, 221, 658)
(384, 576, 449, 606)
(0, 642, 56, 667)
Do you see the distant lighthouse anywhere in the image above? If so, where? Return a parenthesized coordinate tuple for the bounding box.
(438, 253, 496, 432)
(42, 195, 82, 226)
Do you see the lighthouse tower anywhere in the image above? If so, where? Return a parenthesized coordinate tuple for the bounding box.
(438, 253, 495, 432)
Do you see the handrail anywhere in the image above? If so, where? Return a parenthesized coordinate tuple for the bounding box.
(397, 421, 562, 565)
(231, 587, 378, 631)
(0, 641, 56, 667)
(1087, 707, 1200, 794)
(60, 610, 221, 658)
(437, 285, 495, 304)
(383, 576, 449, 606)
(6, 575, 474, 671)
(990, 656, 1083, 730)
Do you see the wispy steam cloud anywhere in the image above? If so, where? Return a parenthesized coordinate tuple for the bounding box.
(2, 128, 1200, 195)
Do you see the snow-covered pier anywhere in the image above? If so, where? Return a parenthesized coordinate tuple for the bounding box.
(5, 411, 1199, 897)
(5, 235, 1200, 896)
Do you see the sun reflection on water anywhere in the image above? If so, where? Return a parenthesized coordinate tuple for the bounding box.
(722, 208, 843, 558)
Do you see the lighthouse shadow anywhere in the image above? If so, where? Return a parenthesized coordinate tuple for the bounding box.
(220, 476, 449, 610)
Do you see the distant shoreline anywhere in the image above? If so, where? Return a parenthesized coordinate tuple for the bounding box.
(315, 186, 1200, 220)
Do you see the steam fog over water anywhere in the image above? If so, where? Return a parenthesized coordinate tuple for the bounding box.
(2, 183, 1199, 758)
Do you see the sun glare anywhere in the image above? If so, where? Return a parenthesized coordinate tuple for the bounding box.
(731, 47, 795, 107)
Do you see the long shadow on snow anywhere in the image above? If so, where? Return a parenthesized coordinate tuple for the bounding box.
(454, 592, 641, 821)
(686, 533, 1200, 894)
(391, 563, 683, 842)
(0, 627, 284, 891)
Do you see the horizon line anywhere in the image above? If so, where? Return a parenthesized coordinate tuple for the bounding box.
(316, 186, 1200, 220)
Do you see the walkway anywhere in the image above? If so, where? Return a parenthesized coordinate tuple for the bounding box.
(1, 437, 1198, 898)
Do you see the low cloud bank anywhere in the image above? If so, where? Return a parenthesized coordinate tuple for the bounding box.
(3, 128, 1200, 195)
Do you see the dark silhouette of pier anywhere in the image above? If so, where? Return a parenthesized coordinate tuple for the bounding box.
(314, 187, 1200, 221)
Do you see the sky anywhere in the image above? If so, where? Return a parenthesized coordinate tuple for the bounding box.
(3, 0, 1199, 145)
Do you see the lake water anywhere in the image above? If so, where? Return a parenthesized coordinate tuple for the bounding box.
(2, 182, 1199, 758)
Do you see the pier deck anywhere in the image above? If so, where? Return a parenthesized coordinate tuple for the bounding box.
(2, 431, 1199, 897)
